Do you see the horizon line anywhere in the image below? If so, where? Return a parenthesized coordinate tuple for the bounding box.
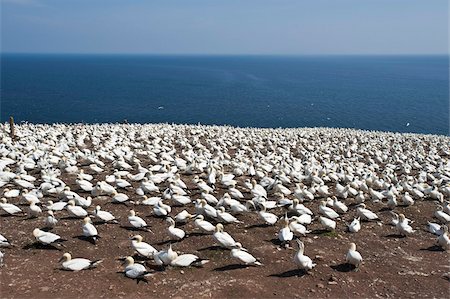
(1, 52, 448, 57)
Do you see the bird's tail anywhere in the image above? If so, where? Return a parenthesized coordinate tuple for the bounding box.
(91, 259, 104, 268)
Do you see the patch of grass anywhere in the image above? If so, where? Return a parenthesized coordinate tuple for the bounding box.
(321, 230, 339, 237)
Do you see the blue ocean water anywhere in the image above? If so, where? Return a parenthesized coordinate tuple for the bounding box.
(1, 54, 448, 135)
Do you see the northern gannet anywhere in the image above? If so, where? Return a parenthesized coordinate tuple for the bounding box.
(128, 210, 151, 231)
(66, 200, 88, 218)
(166, 217, 185, 241)
(345, 242, 363, 270)
(122, 256, 153, 282)
(0, 198, 22, 215)
(213, 223, 237, 248)
(230, 243, 262, 266)
(59, 253, 102, 271)
(293, 239, 315, 272)
(45, 210, 58, 228)
(33, 228, 64, 246)
(93, 205, 117, 223)
(82, 217, 99, 243)
(130, 235, 158, 258)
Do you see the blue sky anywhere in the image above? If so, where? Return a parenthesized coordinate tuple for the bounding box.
(1, 0, 448, 55)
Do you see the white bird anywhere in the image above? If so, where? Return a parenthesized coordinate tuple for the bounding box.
(112, 192, 129, 204)
(197, 199, 217, 219)
(130, 235, 158, 258)
(396, 214, 415, 236)
(46, 200, 67, 211)
(66, 200, 88, 218)
(166, 217, 185, 241)
(251, 179, 267, 198)
(3, 188, 20, 198)
(402, 192, 414, 206)
(230, 243, 262, 266)
(356, 203, 379, 221)
(0, 198, 22, 215)
(33, 228, 63, 246)
(332, 197, 348, 213)
(319, 201, 340, 219)
(213, 223, 237, 249)
(175, 210, 193, 224)
(293, 239, 315, 272)
(319, 216, 336, 231)
(217, 207, 240, 224)
(0, 234, 12, 247)
(93, 205, 117, 223)
(59, 252, 102, 271)
(194, 215, 216, 233)
(290, 214, 312, 225)
(128, 210, 151, 231)
(82, 217, 99, 243)
(153, 200, 171, 217)
(345, 242, 363, 270)
(437, 226, 450, 250)
(434, 206, 450, 223)
(289, 219, 310, 236)
(45, 210, 58, 228)
(170, 254, 209, 267)
(171, 193, 191, 206)
(154, 244, 178, 266)
(290, 199, 313, 215)
(140, 196, 161, 206)
(123, 256, 153, 281)
(257, 202, 278, 225)
(348, 217, 361, 233)
(28, 202, 42, 218)
(427, 222, 443, 236)
(279, 215, 293, 243)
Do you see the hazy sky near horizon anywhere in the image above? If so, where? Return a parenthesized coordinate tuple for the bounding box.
(1, 0, 448, 55)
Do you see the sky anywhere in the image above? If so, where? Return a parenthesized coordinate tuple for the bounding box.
(1, 0, 448, 55)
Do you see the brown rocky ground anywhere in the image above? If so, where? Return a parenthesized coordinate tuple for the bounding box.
(1, 164, 449, 299)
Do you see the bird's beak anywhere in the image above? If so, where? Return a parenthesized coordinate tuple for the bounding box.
(58, 257, 64, 262)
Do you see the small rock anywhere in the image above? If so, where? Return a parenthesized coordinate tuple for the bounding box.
(180, 270, 184, 274)
(329, 275, 338, 282)
(328, 281, 338, 285)
(315, 255, 324, 261)
(317, 283, 325, 289)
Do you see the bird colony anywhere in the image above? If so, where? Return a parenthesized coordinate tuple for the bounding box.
(0, 123, 449, 295)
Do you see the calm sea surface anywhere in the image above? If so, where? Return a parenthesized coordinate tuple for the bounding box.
(1, 54, 448, 135)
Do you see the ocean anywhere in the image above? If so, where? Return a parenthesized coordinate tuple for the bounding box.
(1, 54, 448, 135)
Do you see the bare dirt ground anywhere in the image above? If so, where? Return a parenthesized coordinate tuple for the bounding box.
(1, 162, 449, 299)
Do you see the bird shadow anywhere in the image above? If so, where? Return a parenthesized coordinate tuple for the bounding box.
(22, 242, 61, 251)
(245, 223, 270, 229)
(269, 269, 308, 278)
(379, 207, 393, 212)
(385, 234, 405, 238)
(331, 263, 355, 272)
(214, 264, 248, 271)
(420, 245, 444, 252)
(60, 216, 84, 220)
(187, 232, 210, 237)
(73, 235, 97, 245)
(198, 245, 224, 252)
(119, 225, 151, 232)
(156, 239, 182, 246)
(0, 213, 23, 218)
(266, 238, 283, 246)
